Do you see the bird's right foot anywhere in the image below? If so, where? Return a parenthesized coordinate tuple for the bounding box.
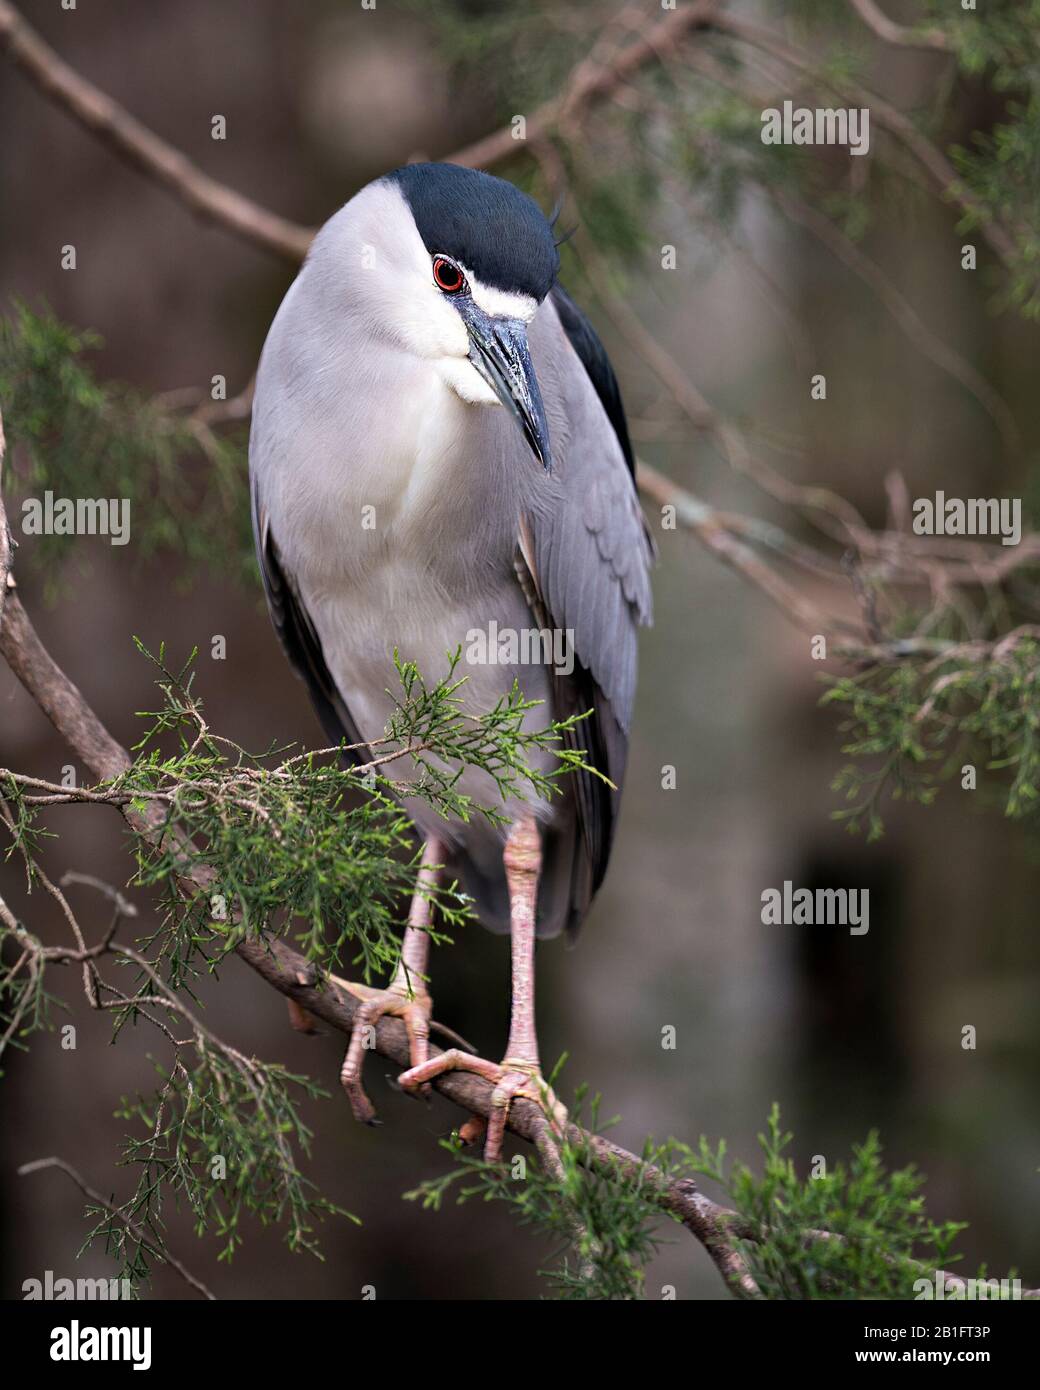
(398, 1049, 567, 1162)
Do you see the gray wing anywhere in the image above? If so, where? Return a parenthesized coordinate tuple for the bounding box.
(524, 288, 653, 934)
(251, 480, 368, 761)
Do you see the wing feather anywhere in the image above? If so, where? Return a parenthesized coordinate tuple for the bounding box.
(520, 288, 654, 932)
(251, 481, 368, 761)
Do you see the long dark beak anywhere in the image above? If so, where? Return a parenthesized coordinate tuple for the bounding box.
(457, 301, 552, 472)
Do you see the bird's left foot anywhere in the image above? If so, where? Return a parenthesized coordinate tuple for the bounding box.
(398, 1050, 567, 1162)
(335, 975, 433, 1126)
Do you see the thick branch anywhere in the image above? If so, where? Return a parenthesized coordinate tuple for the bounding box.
(0, 0, 723, 260)
(4, 431, 1037, 1295)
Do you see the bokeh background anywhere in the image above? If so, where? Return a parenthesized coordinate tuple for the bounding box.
(1, 0, 1038, 1299)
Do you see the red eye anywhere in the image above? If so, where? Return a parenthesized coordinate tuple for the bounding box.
(433, 256, 466, 294)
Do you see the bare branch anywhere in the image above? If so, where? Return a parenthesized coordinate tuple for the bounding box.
(848, 0, 952, 52)
(636, 460, 840, 635)
(0, 1, 312, 262)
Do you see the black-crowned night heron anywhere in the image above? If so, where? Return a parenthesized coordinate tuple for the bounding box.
(249, 162, 652, 1158)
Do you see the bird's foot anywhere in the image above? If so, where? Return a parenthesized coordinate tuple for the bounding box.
(335, 975, 433, 1126)
(398, 1050, 567, 1162)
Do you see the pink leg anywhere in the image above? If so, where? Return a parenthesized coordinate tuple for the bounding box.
(399, 816, 566, 1160)
(501, 815, 541, 1069)
(336, 836, 444, 1125)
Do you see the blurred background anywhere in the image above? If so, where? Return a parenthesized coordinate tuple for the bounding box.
(1, 0, 1038, 1299)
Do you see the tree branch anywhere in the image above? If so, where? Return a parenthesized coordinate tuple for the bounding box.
(0, 0, 313, 262)
(711, 10, 1019, 266)
(848, 0, 952, 52)
(0, 553, 757, 1296)
(446, 0, 722, 168)
(0, 0, 724, 261)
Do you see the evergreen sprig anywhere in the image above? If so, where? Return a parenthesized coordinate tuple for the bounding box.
(115, 640, 598, 986)
(0, 301, 253, 586)
(98, 1048, 353, 1284)
(824, 638, 1040, 838)
(690, 1106, 970, 1300)
(409, 1099, 1011, 1300)
(405, 1083, 676, 1300)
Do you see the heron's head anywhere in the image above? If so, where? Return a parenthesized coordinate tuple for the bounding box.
(311, 162, 559, 471)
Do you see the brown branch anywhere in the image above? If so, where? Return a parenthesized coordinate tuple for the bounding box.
(835, 624, 1040, 667)
(4, 426, 1037, 1295)
(636, 460, 841, 635)
(0, 408, 755, 1292)
(11, 506, 1034, 1300)
(0, 0, 1016, 282)
(0, 0, 313, 263)
(848, 0, 952, 52)
(446, 0, 723, 169)
(0, 0, 723, 259)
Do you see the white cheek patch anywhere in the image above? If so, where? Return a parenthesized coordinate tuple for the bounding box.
(437, 356, 500, 405)
(461, 268, 538, 324)
(397, 291, 470, 360)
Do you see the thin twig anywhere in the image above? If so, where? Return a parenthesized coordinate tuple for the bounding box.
(446, 0, 723, 169)
(17, 1156, 216, 1300)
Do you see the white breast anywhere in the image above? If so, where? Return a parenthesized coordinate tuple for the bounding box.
(251, 297, 558, 820)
